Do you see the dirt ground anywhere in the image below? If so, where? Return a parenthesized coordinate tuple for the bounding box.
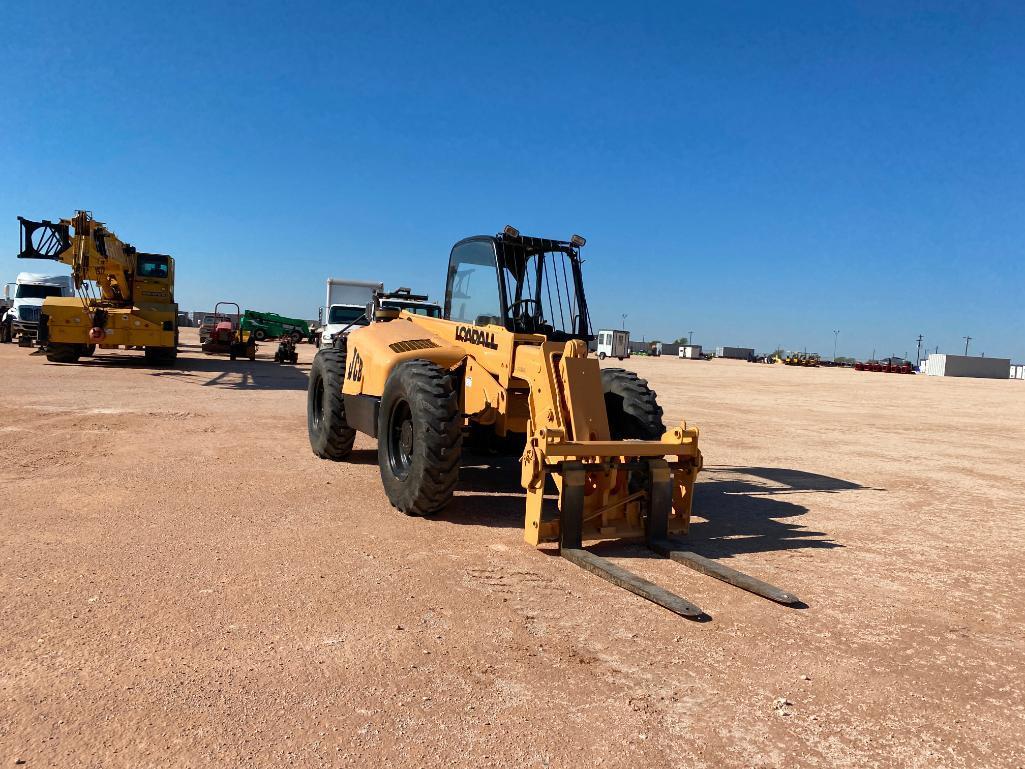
(2, 329, 1023, 768)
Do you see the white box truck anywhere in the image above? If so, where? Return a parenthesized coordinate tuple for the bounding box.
(320, 278, 383, 347)
(2, 273, 75, 345)
(596, 329, 630, 360)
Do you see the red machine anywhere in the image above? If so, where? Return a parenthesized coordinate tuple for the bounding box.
(200, 302, 256, 361)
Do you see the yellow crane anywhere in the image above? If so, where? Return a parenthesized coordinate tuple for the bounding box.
(17, 211, 177, 364)
(307, 227, 798, 619)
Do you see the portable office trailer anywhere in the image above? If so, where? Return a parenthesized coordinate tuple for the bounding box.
(924, 354, 1010, 379)
(679, 344, 703, 359)
(596, 329, 630, 360)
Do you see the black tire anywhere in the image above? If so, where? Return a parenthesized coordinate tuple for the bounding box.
(46, 343, 81, 364)
(0, 320, 11, 344)
(253, 328, 267, 341)
(145, 346, 177, 365)
(83, 344, 96, 357)
(378, 360, 462, 515)
(308, 347, 356, 460)
(290, 330, 303, 344)
(600, 368, 665, 440)
(598, 352, 606, 360)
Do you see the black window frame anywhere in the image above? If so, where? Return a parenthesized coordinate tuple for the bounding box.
(136, 253, 170, 279)
(444, 234, 593, 342)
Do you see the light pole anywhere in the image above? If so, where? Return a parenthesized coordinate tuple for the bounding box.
(916, 334, 923, 366)
(963, 336, 971, 355)
(621, 313, 628, 330)
(833, 329, 839, 361)
(688, 330, 694, 345)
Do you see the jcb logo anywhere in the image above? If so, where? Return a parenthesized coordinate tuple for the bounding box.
(346, 349, 363, 382)
(455, 325, 498, 350)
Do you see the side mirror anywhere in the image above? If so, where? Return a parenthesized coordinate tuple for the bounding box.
(318, 307, 323, 323)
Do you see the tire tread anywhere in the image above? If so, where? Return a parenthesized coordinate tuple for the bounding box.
(600, 367, 666, 440)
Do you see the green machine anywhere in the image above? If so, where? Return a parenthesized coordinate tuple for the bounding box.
(240, 310, 313, 343)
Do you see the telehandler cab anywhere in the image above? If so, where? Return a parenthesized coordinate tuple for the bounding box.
(308, 227, 797, 618)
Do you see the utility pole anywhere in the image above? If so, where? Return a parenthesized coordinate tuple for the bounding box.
(833, 329, 839, 361)
(915, 334, 923, 366)
(688, 330, 694, 345)
(963, 336, 971, 355)
(621, 313, 628, 331)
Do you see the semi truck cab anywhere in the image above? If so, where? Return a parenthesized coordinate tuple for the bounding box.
(2, 273, 75, 345)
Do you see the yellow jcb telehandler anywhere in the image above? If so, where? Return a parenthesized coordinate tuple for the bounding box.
(307, 227, 797, 618)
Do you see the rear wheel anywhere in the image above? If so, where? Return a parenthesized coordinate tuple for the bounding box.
(253, 328, 267, 341)
(46, 343, 81, 363)
(0, 319, 11, 344)
(290, 330, 303, 344)
(378, 360, 462, 515)
(145, 346, 177, 365)
(308, 347, 356, 459)
(600, 368, 665, 440)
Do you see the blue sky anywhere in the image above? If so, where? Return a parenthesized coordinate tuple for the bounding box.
(1, 1, 1021, 361)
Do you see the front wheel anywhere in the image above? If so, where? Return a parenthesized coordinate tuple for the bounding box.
(378, 360, 462, 515)
(308, 347, 356, 459)
(598, 352, 606, 360)
(253, 328, 267, 341)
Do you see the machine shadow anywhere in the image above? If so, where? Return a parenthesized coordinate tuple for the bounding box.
(447, 456, 862, 559)
(147, 356, 311, 391)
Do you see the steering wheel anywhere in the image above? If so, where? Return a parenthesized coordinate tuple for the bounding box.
(507, 299, 541, 329)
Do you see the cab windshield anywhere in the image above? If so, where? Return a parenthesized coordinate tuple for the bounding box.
(16, 284, 63, 299)
(328, 306, 368, 325)
(137, 254, 169, 279)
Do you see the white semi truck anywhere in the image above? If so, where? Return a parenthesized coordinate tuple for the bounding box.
(2, 272, 75, 345)
(319, 278, 384, 348)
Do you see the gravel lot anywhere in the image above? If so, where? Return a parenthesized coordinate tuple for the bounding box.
(2, 329, 1023, 768)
